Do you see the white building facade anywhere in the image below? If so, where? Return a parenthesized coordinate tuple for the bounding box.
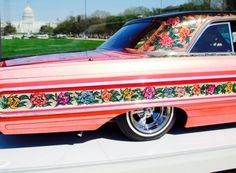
(10, 4, 57, 34)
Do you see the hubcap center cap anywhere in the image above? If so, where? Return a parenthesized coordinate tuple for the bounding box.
(144, 107, 154, 118)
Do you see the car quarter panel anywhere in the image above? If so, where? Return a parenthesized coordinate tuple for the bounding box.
(0, 55, 236, 134)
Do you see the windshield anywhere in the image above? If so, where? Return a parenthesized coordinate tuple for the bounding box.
(98, 22, 159, 50)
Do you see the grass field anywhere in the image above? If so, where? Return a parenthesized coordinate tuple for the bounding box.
(2, 39, 105, 59)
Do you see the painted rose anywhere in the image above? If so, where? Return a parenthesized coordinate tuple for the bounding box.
(159, 33, 174, 47)
(30, 93, 48, 107)
(79, 91, 95, 104)
(101, 90, 112, 103)
(57, 92, 71, 105)
(225, 82, 233, 93)
(123, 88, 134, 101)
(192, 84, 201, 96)
(178, 25, 190, 43)
(176, 87, 186, 97)
(185, 15, 195, 20)
(163, 88, 174, 98)
(166, 17, 180, 26)
(206, 85, 216, 95)
(7, 95, 20, 109)
(142, 87, 156, 99)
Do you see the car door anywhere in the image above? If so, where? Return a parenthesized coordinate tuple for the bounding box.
(181, 20, 236, 127)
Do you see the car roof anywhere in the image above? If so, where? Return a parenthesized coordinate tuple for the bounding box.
(125, 11, 236, 25)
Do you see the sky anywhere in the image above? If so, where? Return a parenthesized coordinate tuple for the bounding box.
(0, 0, 187, 22)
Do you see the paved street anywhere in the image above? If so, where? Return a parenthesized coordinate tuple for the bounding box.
(0, 123, 235, 173)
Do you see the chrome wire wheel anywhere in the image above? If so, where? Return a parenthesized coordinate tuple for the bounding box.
(127, 107, 174, 137)
(117, 107, 175, 141)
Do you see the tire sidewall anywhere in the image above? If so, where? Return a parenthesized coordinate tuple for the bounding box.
(117, 107, 176, 141)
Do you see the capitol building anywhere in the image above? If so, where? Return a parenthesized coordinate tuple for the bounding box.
(10, 4, 57, 34)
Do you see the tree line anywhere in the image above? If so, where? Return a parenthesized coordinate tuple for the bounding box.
(47, 6, 161, 37)
(2, 1, 236, 36)
(40, 1, 236, 37)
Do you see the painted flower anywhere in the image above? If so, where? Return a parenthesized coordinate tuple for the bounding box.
(57, 92, 71, 105)
(101, 90, 112, 103)
(159, 33, 174, 47)
(79, 91, 94, 104)
(30, 93, 48, 107)
(178, 25, 190, 43)
(225, 82, 233, 93)
(166, 17, 180, 26)
(123, 88, 134, 101)
(7, 95, 20, 109)
(163, 87, 174, 98)
(192, 84, 201, 96)
(142, 86, 156, 99)
(186, 15, 195, 20)
(206, 85, 216, 95)
(176, 87, 186, 98)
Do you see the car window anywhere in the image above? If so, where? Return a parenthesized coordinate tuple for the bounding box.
(98, 22, 160, 51)
(190, 23, 233, 53)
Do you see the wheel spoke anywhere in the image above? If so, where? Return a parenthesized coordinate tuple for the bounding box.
(151, 112, 159, 121)
(132, 110, 144, 115)
(138, 116, 147, 126)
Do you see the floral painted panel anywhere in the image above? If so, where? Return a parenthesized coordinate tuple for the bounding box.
(0, 82, 236, 111)
(152, 15, 205, 51)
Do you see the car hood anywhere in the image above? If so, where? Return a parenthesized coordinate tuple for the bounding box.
(3, 49, 147, 67)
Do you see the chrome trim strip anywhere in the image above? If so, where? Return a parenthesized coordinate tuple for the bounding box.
(1, 74, 236, 92)
(228, 22, 235, 53)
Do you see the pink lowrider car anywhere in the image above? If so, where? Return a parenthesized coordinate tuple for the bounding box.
(0, 11, 236, 141)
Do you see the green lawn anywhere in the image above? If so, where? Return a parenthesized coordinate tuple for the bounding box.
(2, 39, 105, 59)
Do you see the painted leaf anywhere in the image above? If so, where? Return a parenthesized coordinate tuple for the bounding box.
(233, 83, 236, 93)
(19, 95, 30, 100)
(46, 94, 55, 100)
(43, 102, 52, 107)
(19, 101, 27, 107)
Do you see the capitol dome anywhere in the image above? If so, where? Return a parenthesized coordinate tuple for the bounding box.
(10, 3, 58, 34)
(23, 5, 34, 17)
(22, 4, 34, 27)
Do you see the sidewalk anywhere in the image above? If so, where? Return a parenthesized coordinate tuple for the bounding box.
(0, 123, 235, 173)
